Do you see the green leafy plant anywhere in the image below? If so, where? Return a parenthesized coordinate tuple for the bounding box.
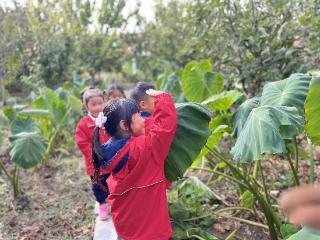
(304, 72, 320, 145)
(165, 103, 211, 181)
(0, 108, 46, 198)
(168, 177, 219, 240)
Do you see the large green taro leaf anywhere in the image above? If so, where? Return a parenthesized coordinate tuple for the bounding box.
(232, 96, 261, 138)
(261, 73, 311, 115)
(181, 60, 223, 103)
(9, 132, 46, 169)
(231, 106, 304, 163)
(165, 103, 211, 181)
(305, 73, 320, 145)
(10, 117, 35, 135)
(202, 90, 243, 111)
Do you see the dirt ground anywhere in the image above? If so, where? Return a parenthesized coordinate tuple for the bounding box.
(0, 147, 95, 240)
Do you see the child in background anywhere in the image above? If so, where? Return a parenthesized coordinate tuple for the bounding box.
(103, 83, 126, 102)
(92, 89, 177, 239)
(75, 88, 110, 220)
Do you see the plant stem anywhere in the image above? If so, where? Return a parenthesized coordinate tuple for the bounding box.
(253, 161, 260, 179)
(44, 108, 71, 162)
(205, 146, 280, 239)
(225, 230, 237, 240)
(216, 213, 269, 230)
(285, 153, 300, 186)
(13, 167, 20, 199)
(293, 137, 299, 170)
(183, 213, 212, 222)
(260, 162, 271, 205)
(0, 160, 13, 182)
(308, 138, 315, 183)
(214, 206, 254, 215)
(190, 167, 248, 190)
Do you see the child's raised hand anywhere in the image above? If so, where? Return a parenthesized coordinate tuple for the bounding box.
(146, 89, 164, 97)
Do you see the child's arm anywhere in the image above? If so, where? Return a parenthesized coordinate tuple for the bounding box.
(145, 90, 177, 164)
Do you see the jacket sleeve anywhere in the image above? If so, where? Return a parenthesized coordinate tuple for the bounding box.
(145, 93, 177, 165)
(75, 122, 94, 176)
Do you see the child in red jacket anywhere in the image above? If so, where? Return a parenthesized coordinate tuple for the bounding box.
(75, 88, 110, 220)
(92, 89, 177, 240)
(130, 82, 173, 189)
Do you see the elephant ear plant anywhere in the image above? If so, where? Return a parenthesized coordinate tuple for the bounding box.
(0, 83, 83, 200)
(165, 60, 243, 181)
(199, 73, 312, 240)
(0, 106, 47, 199)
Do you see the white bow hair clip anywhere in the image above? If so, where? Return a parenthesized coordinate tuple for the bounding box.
(95, 112, 107, 128)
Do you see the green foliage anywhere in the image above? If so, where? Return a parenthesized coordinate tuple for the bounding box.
(33, 88, 68, 124)
(241, 190, 254, 208)
(143, 0, 312, 95)
(305, 73, 320, 145)
(174, 177, 219, 216)
(165, 103, 211, 181)
(232, 96, 260, 138)
(181, 60, 223, 103)
(202, 90, 243, 111)
(168, 177, 219, 240)
(232, 73, 311, 163)
(9, 132, 46, 169)
(194, 119, 231, 166)
(280, 224, 298, 239)
(231, 106, 303, 163)
(10, 117, 35, 135)
(0, 111, 9, 129)
(157, 72, 185, 102)
(288, 227, 320, 240)
(261, 73, 311, 115)
(3, 107, 17, 122)
(17, 109, 50, 118)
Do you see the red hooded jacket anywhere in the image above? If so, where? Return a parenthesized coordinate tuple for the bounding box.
(102, 93, 177, 240)
(75, 115, 110, 176)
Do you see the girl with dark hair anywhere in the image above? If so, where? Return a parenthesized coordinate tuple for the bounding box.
(75, 88, 110, 221)
(103, 83, 126, 102)
(92, 89, 177, 240)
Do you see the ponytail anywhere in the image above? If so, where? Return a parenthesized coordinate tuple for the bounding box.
(91, 127, 109, 192)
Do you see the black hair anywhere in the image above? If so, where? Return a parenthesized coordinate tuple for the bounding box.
(103, 83, 126, 99)
(91, 98, 139, 185)
(129, 81, 155, 105)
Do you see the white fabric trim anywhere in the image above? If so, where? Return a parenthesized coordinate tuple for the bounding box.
(88, 112, 96, 121)
(109, 179, 165, 196)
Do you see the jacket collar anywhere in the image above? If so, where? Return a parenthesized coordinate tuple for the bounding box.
(101, 136, 131, 172)
(141, 111, 151, 118)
